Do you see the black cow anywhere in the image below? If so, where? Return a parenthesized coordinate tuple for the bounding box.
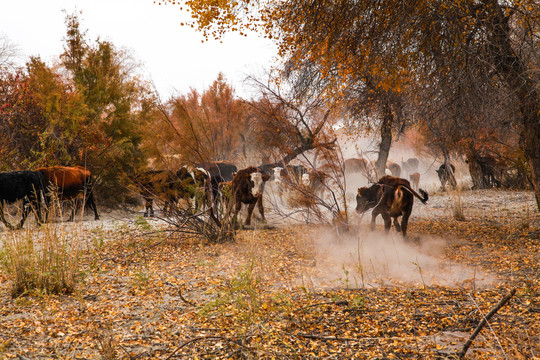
(196, 161, 238, 208)
(0, 171, 45, 229)
(436, 163, 455, 190)
(196, 161, 237, 182)
(356, 175, 428, 237)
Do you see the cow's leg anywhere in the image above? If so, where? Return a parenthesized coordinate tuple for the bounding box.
(233, 200, 242, 224)
(401, 211, 411, 237)
(370, 212, 378, 231)
(245, 202, 256, 226)
(0, 203, 16, 230)
(381, 212, 392, 233)
(256, 196, 265, 222)
(67, 200, 76, 222)
(18, 198, 32, 229)
(393, 217, 401, 233)
(86, 190, 100, 220)
(144, 197, 153, 217)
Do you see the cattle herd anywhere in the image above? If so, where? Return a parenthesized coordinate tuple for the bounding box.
(0, 166, 99, 230)
(0, 157, 441, 237)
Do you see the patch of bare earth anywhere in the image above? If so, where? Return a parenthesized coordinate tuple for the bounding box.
(0, 190, 538, 359)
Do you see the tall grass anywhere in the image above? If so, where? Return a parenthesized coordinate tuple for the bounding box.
(449, 187, 465, 221)
(0, 222, 83, 298)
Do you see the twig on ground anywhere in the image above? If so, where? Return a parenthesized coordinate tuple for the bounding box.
(178, 287, 197, 307)
(458, 288, 516, 359)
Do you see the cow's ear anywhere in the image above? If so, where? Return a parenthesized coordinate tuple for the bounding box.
(262, 174, 270, 181)
(357, 188, 363, 196)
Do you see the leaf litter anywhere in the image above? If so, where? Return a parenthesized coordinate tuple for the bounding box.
(0, 189, 538, 359)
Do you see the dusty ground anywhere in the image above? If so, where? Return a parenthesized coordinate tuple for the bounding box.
(0, 189, 538, 359)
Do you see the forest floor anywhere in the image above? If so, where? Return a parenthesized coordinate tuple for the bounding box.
(0, 189, 538, 359)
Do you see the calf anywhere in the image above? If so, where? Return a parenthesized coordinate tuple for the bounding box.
(271, 165, 308, 199)
(356, 175, 428, 237)
(38, 166, 99, 221)
(231, 167, 270, 226)
(0, 171, 45, 229)
(409, 172, 420, 191)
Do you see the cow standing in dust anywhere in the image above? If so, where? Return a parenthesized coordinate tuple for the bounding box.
(231, 167, 270, 226)
(356, 175, 428, 237)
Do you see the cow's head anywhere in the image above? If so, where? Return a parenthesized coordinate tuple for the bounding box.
(272, 167, 284, 183)
(301, 173, 310, 187)
(355, 185, 379, 213)
(194, 167, 210, 186)
(250, 171, 270, 197)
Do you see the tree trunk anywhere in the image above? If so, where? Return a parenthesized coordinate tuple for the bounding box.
(442, 150, 457, 190)
(466, 149, 488, 190)
(375, 101, 393, 178)
(482, 0, 540, 210)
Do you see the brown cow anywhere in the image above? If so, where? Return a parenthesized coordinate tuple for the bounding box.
(409, 172, 420, 191)
(231, 167, 270, 226)
(38, 166, 99, 221)
(356, 175, 428, 236)
(344, 158, 375, 182)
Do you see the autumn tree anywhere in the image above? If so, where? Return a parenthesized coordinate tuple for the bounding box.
(171, 0, 540, 210)
(0, 13, 148, 204)
(0, 70, 46, 170)
(246, 67, 339, 167)
(59, 13, 148, 202)
(140, 73, 251, 167)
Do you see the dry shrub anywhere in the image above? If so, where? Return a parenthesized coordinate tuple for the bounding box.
(0, 223, 83, 298)
(449, 187, 465, 221)
(166, 191, 237, 243)
(286, 186, 317, 208)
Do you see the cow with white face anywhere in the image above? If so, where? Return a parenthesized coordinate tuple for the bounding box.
(272, 166, 288, 199)
(302, 170, 329, 199)
(231, 166, 271, 226)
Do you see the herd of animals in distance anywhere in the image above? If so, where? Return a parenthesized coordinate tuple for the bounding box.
(0, 157, 476, 237)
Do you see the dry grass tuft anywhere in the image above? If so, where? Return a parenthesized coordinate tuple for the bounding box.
(0, 223, 83, 298)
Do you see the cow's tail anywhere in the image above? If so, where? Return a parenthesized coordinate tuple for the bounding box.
(403, 185, 429, 204)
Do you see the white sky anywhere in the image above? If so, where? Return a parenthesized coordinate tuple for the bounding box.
(0, 0, 278, 99)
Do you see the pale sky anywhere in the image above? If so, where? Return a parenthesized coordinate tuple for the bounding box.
(0, 0, 277, 99)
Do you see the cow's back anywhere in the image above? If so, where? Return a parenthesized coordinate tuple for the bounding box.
(38, 166, 92, 198)
(0, 171, 44, 203)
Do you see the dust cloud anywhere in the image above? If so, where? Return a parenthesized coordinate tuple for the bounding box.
(300, 228, 497, 290)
